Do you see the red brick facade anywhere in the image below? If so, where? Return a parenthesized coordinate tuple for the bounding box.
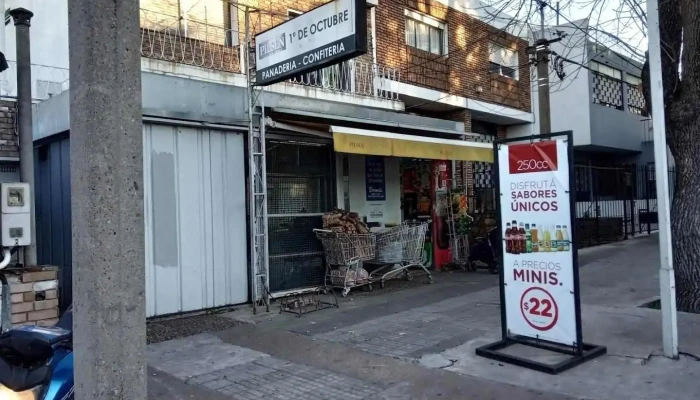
(140, 0, 531, 115)
(376, 0, 531, 113)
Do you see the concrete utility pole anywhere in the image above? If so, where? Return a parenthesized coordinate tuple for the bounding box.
(535, 0, 551, 135)
(69, 0, 146, 398)
(10, 8, 37, 267)
(645, 0, 678, 359)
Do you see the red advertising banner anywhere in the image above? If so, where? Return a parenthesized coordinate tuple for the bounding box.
(508, 141, 559, 174)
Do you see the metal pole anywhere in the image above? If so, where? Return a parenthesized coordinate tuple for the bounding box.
(536, 1, 551, 135)
(10, 8, 37, 266)
(69, 0, 147, 397)
(646, 0, 678, 359)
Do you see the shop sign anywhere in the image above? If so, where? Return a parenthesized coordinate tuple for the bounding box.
(254, 0, 367, 86)
(498, 140, 576, 346)
(365, 156, 385, 201)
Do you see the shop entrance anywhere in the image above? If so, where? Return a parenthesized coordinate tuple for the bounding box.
(266, 139, 336, 294)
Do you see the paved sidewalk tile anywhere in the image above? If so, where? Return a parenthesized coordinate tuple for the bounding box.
(187, 357, 385, 400)
(148, 333, 269, 379)
(314, 300, 501, 359)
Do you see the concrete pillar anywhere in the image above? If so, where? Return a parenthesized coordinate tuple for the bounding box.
(68, 0, 146, 398)
(10, 8, 37, 266)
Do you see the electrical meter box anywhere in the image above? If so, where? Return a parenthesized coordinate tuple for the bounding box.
(1, 183, 31, 247)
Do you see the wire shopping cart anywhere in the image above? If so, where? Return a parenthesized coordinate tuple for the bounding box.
(369, 221, 434, 288)
(313, 229, 375, 297)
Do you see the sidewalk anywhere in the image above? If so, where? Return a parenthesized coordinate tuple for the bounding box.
(147, 234, 700, 399)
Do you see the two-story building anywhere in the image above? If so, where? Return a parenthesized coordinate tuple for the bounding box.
(521, 19, 654, 165)
(23, 0, 534, 316)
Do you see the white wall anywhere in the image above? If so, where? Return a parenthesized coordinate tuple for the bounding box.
(347, 154, 402, 228)
(2, 0, 70, 99)
(528, 20, 592, 145)
(4, 0, 69, 69)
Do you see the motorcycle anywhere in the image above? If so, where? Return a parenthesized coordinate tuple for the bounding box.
(468, 226, 501, 274)
(0, 252, 74, 400)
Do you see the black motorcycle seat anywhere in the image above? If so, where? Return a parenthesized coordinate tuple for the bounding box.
(0, 329, 55, 364)
(0, 330, 53, 392)
(0, 358, 50, 392)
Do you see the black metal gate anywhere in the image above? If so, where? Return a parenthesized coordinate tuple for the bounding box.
(266, 139, 335, 293)
(573, 164, 676, 247)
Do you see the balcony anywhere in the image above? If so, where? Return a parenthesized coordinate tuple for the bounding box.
(591, 71, 648, 116)
(139, 8, 401, 101)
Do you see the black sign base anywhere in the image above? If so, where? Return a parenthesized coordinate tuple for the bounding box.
(476, 337, 607, 375)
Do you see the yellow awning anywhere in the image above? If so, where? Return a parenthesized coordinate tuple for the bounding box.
(331, 126, 493, 162)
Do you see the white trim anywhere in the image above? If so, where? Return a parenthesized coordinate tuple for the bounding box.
(404, 9, 449, 56)
(330, 126, 493, 148)
(141, 58, 403, 111)
(404, 9, 445, 29)
(467, 98, 534, 123)
(391, 81, 534, 124)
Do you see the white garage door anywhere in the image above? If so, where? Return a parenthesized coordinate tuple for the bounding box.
(143, 123, 248, 317)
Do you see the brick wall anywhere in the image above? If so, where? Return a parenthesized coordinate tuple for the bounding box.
(6, 268, 60, 327)
(0, 101, 18, 159)
(139, 0, 530, 114)
(375, 0, 531, 112)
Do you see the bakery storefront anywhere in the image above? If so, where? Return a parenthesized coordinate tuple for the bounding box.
(264, 114, 493, 297)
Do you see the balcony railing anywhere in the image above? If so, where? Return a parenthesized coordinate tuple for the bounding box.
(592, 71, 623, 110)
(139, 8, 401, 101)
(290, 60, 401, 101)
(626, 82, 647, 116)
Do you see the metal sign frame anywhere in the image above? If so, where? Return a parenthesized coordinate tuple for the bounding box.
(475, 131, 607, 375)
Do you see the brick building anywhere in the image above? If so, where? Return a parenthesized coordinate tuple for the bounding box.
(31, 0, 535, 315)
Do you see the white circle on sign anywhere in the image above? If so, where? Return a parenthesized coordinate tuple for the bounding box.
(520, 287, 559, 331)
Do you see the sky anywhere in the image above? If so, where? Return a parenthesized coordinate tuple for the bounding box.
(473, 0, 647, 60)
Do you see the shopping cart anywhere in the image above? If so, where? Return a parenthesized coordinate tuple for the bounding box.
(369, 221, 434, 288)
(313, 229, 375, 297)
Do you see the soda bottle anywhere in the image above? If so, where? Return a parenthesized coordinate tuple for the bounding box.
(525, 223, 532, 253)
(531, 224, 539, 253)
(505, 222, 512, 254)
(518, 223, 526, 254)
(543, 225, 551, 252)
(512, 220, 519, 253)
(563, 225, 570, 251)
(556, 225, 564, 251)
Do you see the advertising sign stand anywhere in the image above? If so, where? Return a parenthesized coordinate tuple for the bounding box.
(475, 131, 606, 375)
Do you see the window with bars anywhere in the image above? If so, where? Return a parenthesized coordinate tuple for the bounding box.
(625, 74, 647, 116)
(592, 73, 623, 110)
(405, 10, 446, 56)
(489, 44, 519, 80)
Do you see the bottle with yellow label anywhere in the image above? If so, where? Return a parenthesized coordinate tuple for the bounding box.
(563, 225, 570, 251)
(556, 225, 564, 251)
(543, 225, 551, 252)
